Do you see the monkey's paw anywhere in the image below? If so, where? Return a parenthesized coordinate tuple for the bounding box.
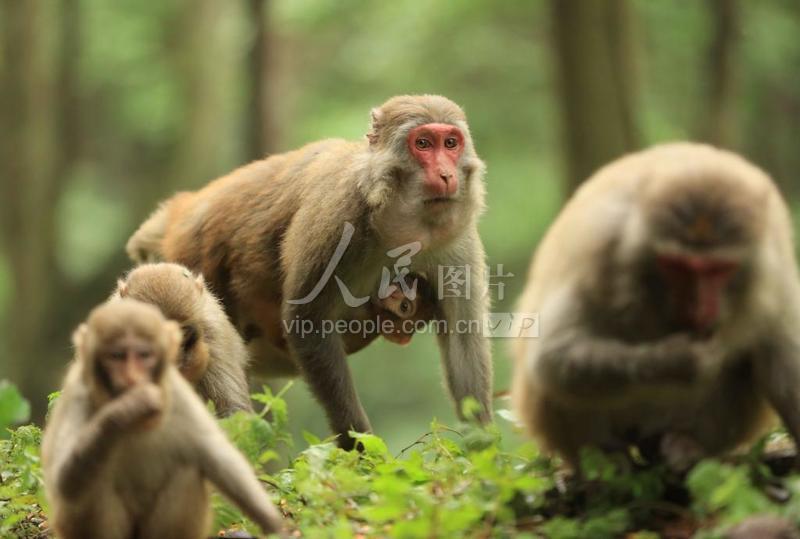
(660, 432, 705, 473)
(126, 383, 165, 422)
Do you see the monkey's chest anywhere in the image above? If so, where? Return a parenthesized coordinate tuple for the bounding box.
(110, 441, 205, 512)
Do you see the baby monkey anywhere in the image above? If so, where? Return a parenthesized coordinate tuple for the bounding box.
(112, 262, 252, 415)
(345, 272, 438, 350)
(251, 273, 438, 378)
(42, 300, 285, 539)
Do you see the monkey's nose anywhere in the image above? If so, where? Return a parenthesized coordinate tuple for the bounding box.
(440, 172, 452, 183)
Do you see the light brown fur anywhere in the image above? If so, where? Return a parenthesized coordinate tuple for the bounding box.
(512, 143, 800, 469)
(127, 95, 492, 448)
(42, 300, 284, 539)
(112, 263, 253, 415)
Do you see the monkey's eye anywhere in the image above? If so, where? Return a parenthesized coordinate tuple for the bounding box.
(415, 138, 432, 150)
(444, 137, 458, 149)
(108, 350, 126, 361)
(136, 348, 154, 361)
(399, 300, 411, 315)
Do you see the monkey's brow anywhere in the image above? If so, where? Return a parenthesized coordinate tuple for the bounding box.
(659, 198, 750, 247)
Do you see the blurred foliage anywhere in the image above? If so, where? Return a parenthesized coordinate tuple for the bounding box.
(6, 382, 800, 538)
(0, 386, 43, 537)
(0, 380, 30, 436)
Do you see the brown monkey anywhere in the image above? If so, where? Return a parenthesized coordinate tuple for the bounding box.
(41, 300, 284, 539)
(112, 263, 252, 415)
(512, 142, 800, 470)
(127, 95, 492, 448)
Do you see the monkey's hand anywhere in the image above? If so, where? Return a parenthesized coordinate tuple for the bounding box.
(539, 332, 705, 399)
(101, 383, 164, 433)
(640, 333, 711, 384)
(687, 337, 726, 382)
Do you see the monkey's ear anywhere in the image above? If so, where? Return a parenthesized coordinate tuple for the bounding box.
(72, 323, 88, 348)
(72, 323, 91, 362)
(117, 279, 129, 297)
(163, 320, 182, 364)
(367, 107, 383, 146)
(194, 274, 205, 293)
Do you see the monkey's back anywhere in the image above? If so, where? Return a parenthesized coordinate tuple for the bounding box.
(154, 138, 367, 300)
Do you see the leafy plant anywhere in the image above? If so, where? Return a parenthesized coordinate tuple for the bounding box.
(0, 383, 44, 537)
(0, 380, 31, 435)
(5, 380, 800, 538)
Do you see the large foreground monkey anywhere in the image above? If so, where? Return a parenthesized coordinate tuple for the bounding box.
(513, 143, 800, 470)
(42, 300, 284, 539)
(127, 95, 492, 448)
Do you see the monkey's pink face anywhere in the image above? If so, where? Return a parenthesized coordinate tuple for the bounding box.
(657, 253, 739, 334)
(97, 332, 162, 395)
(407, 123, 464, 200)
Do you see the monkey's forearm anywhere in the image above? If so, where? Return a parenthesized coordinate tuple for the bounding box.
(287, 327, 371, 448)
(756, 338, 800, 446)
(437, 257, 493, 424)
(55, 398, 139, 497)
(438, 331, 493, 423)
(538, 335, 697, 397)
(56, 386, 162, 497)
(54, 420, 115, 498)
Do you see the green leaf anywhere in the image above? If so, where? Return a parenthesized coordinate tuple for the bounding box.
(303, 430, 322, 446)
(460, 397, 482, 422)
(349, 431, 390, 458)
(0, 381, 30, 432)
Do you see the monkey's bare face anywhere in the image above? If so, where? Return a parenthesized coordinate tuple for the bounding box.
(655, 251, 740, 334)
(374, 285, 437, 346)
(648, 199, 752, 335)
(80, 300, 178, 401)
(407, 123, 464, 202)
(95, 331, 162, 396)
(381, 287, 418, 320)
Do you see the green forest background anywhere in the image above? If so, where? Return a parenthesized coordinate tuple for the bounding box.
(1, 0, 799, 454)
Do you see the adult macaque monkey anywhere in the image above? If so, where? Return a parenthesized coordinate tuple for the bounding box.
(112, 263, 252, 415)
(42, 300, 284, 539)
(127, 95, 492, 448)
(513, 143, 800, 471)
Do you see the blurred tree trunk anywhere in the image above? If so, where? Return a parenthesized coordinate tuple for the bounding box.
(0, 1, 60, 413)
(57, 0, 83, 179)
(550, 0, 641, 193)
(245, 0, 277, 159)
(170, 0, 226, 188)
(698, 0, 740, 147)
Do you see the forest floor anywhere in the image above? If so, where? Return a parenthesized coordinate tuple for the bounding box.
(2, 383, 800, 538)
